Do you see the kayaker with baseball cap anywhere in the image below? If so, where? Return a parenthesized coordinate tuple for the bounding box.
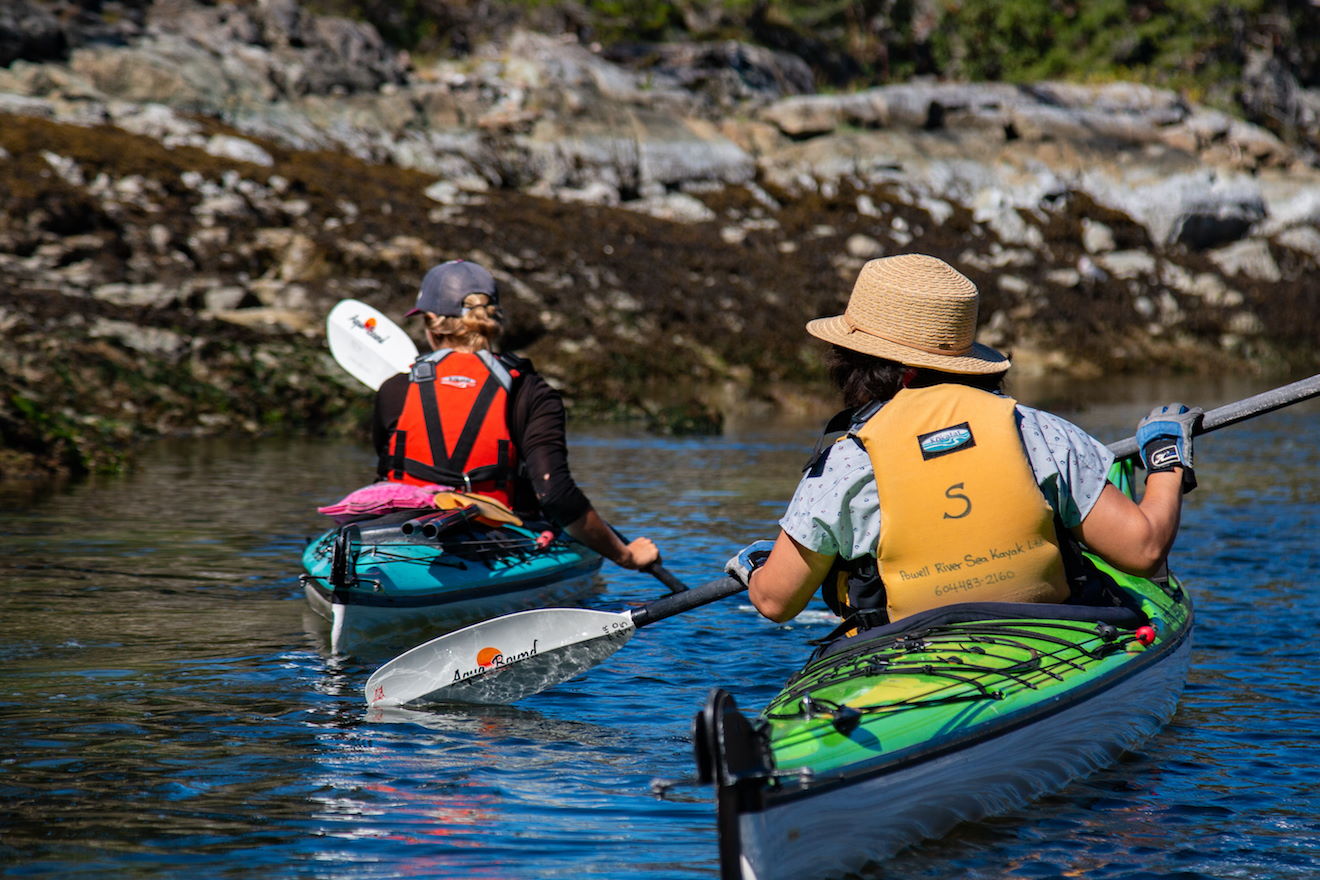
(725, 253, 1199, 632)
(373, 259, 660, 572)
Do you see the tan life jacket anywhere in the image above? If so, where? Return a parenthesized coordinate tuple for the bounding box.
(854, 384, 1070, 623)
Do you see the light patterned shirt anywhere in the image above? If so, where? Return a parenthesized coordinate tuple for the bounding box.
(780, 406, 1115, 560)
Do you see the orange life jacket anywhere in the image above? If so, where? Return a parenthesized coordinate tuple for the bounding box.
(380, 349, 520, 506)
(852, 384, 1070, 623)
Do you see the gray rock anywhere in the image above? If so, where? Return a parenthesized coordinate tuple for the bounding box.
(547, 180, 622, 206)
(92, 283, 183, 309)
(1076, 255, 1108, 283)
(110, 101, 205, 147)
(1276, 226, 1320, 258)
(1226, 311, 1265, 335)
(501, 31, 652, 102)
(759, 94, 850, 137)
(194, 193, 252, 225)
(1257, 184, 1320, 234)
(917, 196, 955, 225)
(1030, 81, 1188, 116)
(40, 150, 84, 186)
(1239, 50, 1311, 152)
(1207, 239, 1282, 282)
(621, 192, 716, 224)
(1097, 250, 1157, 279)
(0, 0, 65, 68)
(202, 286, 249, 312)
(1010, 104, 1168, 145)
(527, 108, 754, 192)
(845, 234, 885, 259)
(1081, 219, 1116, 254)
(1092, 171, 1266, 248)
(998, 275, 1032, 295)
(1045, 268, 1082, 287)
(972, 189, 1043, 249)
(0, 91, 58, 118)
(88, 319, 187, 358)
(604, 40, 814, 109)
(205, 134, 275, 167)
(720, 226, 747, 245)
(757, 80, 1192, 143)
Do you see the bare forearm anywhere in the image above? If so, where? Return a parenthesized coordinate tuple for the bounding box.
(1134, 471, 1184, 563)
(749, 531, 834, 622)
(1073, 475, 1184, 577)
(565, 508, 658, 570)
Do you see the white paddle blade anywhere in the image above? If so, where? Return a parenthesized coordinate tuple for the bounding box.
(364, 608, 637, 707)
(326, 299, 419, 390)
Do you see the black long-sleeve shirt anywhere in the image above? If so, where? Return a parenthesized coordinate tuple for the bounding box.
(371, 364, 593, 527)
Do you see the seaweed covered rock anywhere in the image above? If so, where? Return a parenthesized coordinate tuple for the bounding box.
(1, 0, 1317, 479)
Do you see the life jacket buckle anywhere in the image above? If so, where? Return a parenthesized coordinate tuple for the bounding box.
(853, 608, 887, 633)
(411, 359, 436, 382)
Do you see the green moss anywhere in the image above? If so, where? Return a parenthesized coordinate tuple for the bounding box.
(928, 0, 1270, 94)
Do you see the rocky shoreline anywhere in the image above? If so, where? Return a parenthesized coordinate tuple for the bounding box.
(2, 0, 1318, 479)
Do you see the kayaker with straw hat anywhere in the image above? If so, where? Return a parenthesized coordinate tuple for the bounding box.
(371, 259, 659, 572)
(726, 253, 1201, 632)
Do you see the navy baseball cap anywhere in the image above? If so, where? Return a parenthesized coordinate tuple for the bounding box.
(406, 260, 498, 317)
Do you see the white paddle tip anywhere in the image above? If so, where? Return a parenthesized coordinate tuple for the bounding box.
(362, 607, 638, 707)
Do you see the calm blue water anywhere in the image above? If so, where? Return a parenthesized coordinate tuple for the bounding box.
(2, 375, 1318, 879)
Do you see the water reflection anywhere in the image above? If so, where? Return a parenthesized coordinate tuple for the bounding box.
(1, 377, 1317, 879)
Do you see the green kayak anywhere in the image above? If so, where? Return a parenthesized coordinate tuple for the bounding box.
(694, 461, 1194, 880)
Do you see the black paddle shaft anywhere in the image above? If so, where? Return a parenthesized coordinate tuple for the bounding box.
(1106, 373, 1320, 460)
(644, 562, 690, 594)
(630, 576, 745, 628)
(608, 524, 689, 593)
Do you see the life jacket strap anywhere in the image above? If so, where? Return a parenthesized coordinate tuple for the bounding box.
(475, 349, 515, 392)
(807, 608, 888, 646)
(390, 430, 408, 481)
(382, 458, 515, 491)
(445, 372, 502, 475)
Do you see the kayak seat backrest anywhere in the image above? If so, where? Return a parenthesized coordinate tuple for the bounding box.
(813, 600, 1148, 661)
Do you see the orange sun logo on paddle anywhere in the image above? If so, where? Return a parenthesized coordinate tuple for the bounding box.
(476, 646, 503, 668)
(364, 317, 377, 331)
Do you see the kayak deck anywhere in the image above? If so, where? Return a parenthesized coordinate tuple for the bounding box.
(696, 556, 1193, 880)
(768, 567, 1186, 781)
(301, 510, 603, 653)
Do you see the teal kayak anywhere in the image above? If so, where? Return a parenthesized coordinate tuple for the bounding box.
(694, 461, 1193, 880)
(300, 509, 603, 654)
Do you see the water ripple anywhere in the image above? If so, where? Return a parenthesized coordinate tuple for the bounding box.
(3, 396, 1319, 878)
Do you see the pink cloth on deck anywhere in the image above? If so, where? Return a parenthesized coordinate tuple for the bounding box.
(316, 482, 447, 523)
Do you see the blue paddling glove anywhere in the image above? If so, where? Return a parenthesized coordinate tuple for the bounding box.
(725, 539, 775, 586)
(1136, 403, 1203, 493)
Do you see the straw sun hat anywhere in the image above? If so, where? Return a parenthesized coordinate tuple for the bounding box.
(806, 254, 1010, 375)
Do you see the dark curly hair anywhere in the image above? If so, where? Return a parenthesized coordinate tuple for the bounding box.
(826, 345, 1004, 408)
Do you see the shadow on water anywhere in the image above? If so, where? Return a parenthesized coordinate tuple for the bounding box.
(1, 373, 1318, 878)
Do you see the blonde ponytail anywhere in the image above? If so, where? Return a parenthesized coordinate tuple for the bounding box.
(423, 294, 504, 351)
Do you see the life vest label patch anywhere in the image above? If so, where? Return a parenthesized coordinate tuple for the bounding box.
(918, 422, 975, 459)
(439, 375, 478, 389)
